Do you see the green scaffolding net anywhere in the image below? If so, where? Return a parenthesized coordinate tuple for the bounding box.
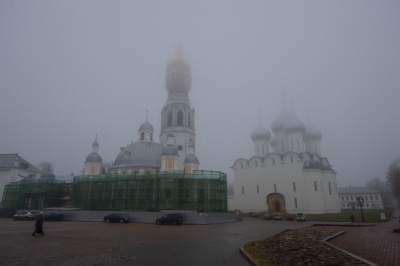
(71, 170, 227, 212)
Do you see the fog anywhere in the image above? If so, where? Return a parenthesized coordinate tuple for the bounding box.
(1, 1, 399, 187)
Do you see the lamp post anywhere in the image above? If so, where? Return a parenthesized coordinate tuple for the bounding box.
(357, 196, 365, 222)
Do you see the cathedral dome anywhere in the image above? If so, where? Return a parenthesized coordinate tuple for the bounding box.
(304, 123, 322, 141)
(85, 153, 102, 163)
(185, 154, 199, 164)
(92, 140, 99, 146)
(139, 120, 154, 132)
(251, 123, 271, 141)
(162, 144, 179, 156)
(283, 116, 306, 134)
(165, 45, 191, 95)
(39, 172, 56, 180)
(271, 108, 293, 133)
(269, 135, 277, 147)
(112, 141, 164, 168)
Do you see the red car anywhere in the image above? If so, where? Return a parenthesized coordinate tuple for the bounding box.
(286, 214, 294, 221)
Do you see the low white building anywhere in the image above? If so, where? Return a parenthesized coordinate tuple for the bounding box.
(0, 154, 42, 207)
(337, 187, 384, 209)
(232, 107, 341, 214)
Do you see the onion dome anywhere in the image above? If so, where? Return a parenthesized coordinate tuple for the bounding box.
(85, 153, 103, 163)
(185, 154, 199, 164)
(304, 123, 322, 141)
(269, 135, 277, 147)
(271, 108, 293, 133)
(162, 144, 179, 156)
(139, 119, 154, 132)
(92, 140, 99, 146)
(112, 142, 164, 168)
(167, 131, 174, 138)
(283, 116, 306, 134)
(189, 140, 195, 148)
(165, 44, 191, 95)
(39, 172, 56, 180)
(251, 123, 271, 141)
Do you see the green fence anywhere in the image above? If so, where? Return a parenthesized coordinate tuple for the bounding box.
(71, 170, 227, 212)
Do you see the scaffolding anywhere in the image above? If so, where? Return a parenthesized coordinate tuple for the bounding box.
(71, 170, 227, 212)
(1, 179, 72, 210)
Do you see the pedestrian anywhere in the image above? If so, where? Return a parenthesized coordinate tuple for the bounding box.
(32, 212, 45, 236)
(350, 214, 355, 223)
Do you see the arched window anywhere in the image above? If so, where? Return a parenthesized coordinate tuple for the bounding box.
(255, 160, 258, 167)
(290, 155, 293, 163)
(293, 182, 296, 192)
(177, 110, 183, 126)
(150, 133, 153, 141)
(188, 114, 191, 128)
(256, 185, 259, 193)
(274, 184, 277, 193)
(294, 198, 298, 208)
(272, 158, 275, 165)
(141, 132, 144, 141)
(167, 111, 173, 126)
(242, 186, 244, 194)
(328, 182, 332, 195)
(297, 138, 300, 149)
(314, 181, 318, 191)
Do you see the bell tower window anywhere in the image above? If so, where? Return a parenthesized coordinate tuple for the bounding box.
(141, 132, 144, 141)
(177, 110, 183, 126)
(188, 114, 191, 128)
(167, 111, 173, 126)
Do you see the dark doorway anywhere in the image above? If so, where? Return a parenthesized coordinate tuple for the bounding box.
(275, 201, 280, 212)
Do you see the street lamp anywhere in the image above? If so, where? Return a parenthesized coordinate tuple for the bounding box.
(357, 196, 365, 222)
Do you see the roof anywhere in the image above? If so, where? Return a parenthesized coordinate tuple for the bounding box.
(0, 154, 41, 172)
(112, 141, 164, 168)
(337, 187, 380, 194)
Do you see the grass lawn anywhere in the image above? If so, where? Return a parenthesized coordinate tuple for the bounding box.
(304, 209, 392, 223)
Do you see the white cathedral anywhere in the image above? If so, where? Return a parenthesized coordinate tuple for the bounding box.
(83, 46, 200, 175)
(232, 108, 341, 214)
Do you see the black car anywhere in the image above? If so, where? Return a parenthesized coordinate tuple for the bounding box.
(155, 213, 183, 225)
(44, 213, 64, 221)
(103, 214, 131, 223)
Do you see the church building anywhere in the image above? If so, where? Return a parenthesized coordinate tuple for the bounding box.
(232, 108, 341, 214)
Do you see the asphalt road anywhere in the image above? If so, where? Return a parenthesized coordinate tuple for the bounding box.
(0, 217, 315, 266)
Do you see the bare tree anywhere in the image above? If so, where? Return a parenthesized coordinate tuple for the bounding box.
(366, 177, 392, 208)
(36, 161, 54, 173)
(102, 160, 113, 174)
(386, 158, 400, 202)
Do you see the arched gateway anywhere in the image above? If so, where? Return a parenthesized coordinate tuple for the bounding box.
(267, 193, 286, 212)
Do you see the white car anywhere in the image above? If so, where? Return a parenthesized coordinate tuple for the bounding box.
(296, 212, 306, 221)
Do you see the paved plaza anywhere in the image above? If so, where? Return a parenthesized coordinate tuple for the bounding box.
(0, 215, 398, 266)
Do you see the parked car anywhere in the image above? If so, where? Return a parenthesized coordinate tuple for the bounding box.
(263, 213, 272, 220)
(13, 211, 38, 221)
(155, 213, 183, 225)
(44, 213, 64, 221)
(249, 212, 259, 217)
(286, 214, 294, 221)
(273, 212, 282, 220)
(296, 212, 306, 222)
(103, 214, 131, 223)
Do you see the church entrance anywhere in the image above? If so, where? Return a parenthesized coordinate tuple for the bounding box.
(267, 193, 285, 213)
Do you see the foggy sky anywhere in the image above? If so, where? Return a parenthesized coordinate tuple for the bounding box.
(1, 1, 399, 187)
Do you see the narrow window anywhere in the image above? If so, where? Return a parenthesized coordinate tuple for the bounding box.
(188, 114, 191, 128)
(294, 198, 298, 208)
(167, 111, 173, 126)
(297, 138, 300, 149)
(290, 155, 293, 163)
(256, 185, 259, 193)
(293, 182, 296, 192)
(274, 184, 277, 193)
(241, 186, 244, 194)
(328, 182, 332, 195)
(177, 110, 183, 126)
(255, 160, 258, 167)
(141, 132, 144, 140)
(291, 139, 294, 149)
(150, 133, 153, 141)
(314, 181, 318, 191)
(272, 158, 275, 165)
